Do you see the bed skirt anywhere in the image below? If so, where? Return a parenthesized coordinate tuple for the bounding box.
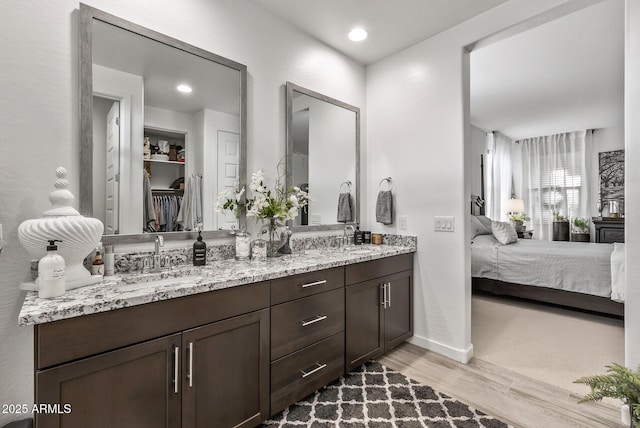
(472, 277, 624, 318)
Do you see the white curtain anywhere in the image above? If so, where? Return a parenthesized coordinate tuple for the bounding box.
(485, 131, 514, 221)
(521, 130, 591, 241)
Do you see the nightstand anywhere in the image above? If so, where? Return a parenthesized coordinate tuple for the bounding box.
(518, 230, 533, 239)
(592, 217, 624, 243)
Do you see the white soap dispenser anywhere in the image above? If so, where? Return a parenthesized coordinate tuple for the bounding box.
(38, 239, 66, 298)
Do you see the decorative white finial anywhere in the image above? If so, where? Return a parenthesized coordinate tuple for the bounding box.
(44, 166, 80, 216)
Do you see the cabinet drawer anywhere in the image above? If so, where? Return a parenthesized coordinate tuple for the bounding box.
(270, 333, 344, 416)
(602, 228, 624, 243)
(271, 267, 344, 305)
(271, 288, 344, 360)
(346, 253, 413, 285)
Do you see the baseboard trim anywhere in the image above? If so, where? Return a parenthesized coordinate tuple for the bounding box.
(408, 335, 474, 363)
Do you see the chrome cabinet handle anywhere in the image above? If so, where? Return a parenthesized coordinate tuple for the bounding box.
(301, 315, 328, 327)
(381, 283, 387, 308)
(386, 282, 391, 308)
(301, 279, 327, 288)
(173, 346, 179, 394)
(300, 362, 327, 378)
(187, 342, 194, 388)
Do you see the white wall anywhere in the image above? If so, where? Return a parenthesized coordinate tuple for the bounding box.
(366, 0, 604, 362)
(0, 0, 364, 424)
(625, 0, 640, 369)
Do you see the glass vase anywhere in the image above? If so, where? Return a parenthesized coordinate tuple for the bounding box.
(265, 218, 282, 257)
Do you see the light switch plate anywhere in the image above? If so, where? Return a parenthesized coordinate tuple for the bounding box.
(398, 215, 407, 230)
(310, 215, 321, 226)
(434, 216, 454, 232)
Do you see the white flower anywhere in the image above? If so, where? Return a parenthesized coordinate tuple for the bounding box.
(289, 194, 299, 207)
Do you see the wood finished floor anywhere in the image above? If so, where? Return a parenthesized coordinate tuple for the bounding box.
(380, 343, 625, 428)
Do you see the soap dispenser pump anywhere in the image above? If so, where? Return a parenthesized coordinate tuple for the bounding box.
(38, 239, 66, 298)
(354, 223, 364, 245)
(193, 231, 206, 266)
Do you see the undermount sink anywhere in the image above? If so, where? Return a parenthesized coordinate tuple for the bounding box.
(118, 275, 202, 292)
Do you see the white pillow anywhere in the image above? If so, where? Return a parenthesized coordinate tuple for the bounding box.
(470, 216, 492, 239)
(476, 215, 492, 230)
(491, 220, 518, 245)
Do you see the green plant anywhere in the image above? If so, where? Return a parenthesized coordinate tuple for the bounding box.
(573, 217, 590, 233)
(574, 363, 640, 427)
(553, 210, 568, 222)
(508, 213, 530, 222)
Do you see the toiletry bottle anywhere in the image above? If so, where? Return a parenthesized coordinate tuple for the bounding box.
(193, 231, 206, 266)
(38, 240, 65, 298)
(354, 224, 364, 245)
(91, 247, 104, 276)
(104, 245, 114, 276)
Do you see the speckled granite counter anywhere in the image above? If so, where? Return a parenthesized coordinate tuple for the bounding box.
(19, 244, 415, 326)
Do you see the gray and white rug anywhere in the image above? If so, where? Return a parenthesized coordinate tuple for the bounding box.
(261, 361, 511, 428)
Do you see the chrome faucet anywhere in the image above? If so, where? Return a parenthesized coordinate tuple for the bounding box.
(152, 235, 164, 272)
(343, 224, 355, 250)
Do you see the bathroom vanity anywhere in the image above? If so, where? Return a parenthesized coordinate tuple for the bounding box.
(20, 245, 414, 428)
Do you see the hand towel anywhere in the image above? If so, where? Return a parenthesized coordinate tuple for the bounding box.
(376, 190, 393, 225)
(337, 192, 353, 223)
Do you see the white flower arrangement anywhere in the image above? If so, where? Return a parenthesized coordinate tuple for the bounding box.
(216, 168, 309, 222)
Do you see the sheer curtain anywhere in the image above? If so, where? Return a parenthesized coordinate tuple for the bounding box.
(521, 130, 591, 241)
(485, 131, 513, 221)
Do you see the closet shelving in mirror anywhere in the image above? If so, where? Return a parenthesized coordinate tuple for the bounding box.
(144, 127, 186, 191)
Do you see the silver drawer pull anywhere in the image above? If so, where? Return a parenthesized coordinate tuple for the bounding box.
(300, 362, 327, 378)
(301, 315, 328, 327)
(301, 279, 327, 288)
(187, 342, 194, 388)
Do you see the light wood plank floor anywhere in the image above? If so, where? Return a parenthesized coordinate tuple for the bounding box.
(380, 343, 625, 428)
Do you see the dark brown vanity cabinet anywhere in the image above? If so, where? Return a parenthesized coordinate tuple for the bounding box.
(269, 267, 346, 415)
(34, 282, 270, 428)
(345, 254, 414, 372)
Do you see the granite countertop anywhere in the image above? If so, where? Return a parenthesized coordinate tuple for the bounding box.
(19, 244, 415, 326)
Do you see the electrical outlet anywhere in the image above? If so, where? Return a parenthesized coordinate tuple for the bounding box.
(434, 216, 454, 232)
(398, 215, 408, 230)
(310, 215, 321, 225)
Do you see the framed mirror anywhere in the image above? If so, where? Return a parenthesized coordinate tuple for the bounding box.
(79, 4, 247, 244)
(285, 82, 360, 231)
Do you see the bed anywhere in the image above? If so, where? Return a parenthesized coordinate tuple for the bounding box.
(470, 155, 624, 317)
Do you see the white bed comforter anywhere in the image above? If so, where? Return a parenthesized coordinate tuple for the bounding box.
(471, 235, 615, 298)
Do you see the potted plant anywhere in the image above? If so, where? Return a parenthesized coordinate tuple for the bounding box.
(508, 212, 530, 234)
(552, 210, 570, 241)
(572, 217, 591, 242)
(574, 363, 640, 427)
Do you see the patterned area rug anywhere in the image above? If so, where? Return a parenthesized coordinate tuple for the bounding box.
(261, 361, 511, 428)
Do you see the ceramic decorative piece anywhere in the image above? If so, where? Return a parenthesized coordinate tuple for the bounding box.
(18, 167, 104, 290)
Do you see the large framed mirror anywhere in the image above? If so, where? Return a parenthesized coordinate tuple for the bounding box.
(79, 4, 247, 244)
(285, 82, 360, 231)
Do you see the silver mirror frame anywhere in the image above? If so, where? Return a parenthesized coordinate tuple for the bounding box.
(285, 82, 360, 232)
(79, 4, 247, 244)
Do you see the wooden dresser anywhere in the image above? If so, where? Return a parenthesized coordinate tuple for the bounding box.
(592, 217, 625, 243)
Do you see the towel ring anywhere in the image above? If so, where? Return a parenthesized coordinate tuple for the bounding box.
(340, 181, 352, 192)
(379, 177, 393, 191)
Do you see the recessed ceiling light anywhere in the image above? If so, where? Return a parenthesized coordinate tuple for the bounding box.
(177, 84, 192, 93)
(348, 28, 368, 42)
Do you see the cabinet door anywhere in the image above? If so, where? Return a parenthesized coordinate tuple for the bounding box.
(345, 278, 384, 372)
(36, 334, 181, 428)
(384, 270, 413, 351)
(181, 309, 269, 428)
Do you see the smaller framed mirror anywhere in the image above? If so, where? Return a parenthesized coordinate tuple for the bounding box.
(286, 82, 360, 231)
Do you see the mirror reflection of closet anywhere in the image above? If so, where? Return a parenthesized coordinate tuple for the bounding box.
(286, 82, 360, 231)
(80, 4, 247, 240)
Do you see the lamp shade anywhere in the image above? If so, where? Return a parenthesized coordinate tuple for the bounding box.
(504, 198, 525, 213)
